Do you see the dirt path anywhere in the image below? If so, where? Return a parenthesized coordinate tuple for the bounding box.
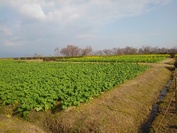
(139, 58, 175, 68)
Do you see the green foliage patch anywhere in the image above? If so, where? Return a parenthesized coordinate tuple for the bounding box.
(57, 54, 168, 63)
(0, 60, 148, 116)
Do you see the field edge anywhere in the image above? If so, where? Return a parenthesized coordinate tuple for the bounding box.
(45, 64, 174, 133)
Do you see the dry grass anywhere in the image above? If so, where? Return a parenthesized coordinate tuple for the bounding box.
(21, 59, 43, 62)
(0, 115, 46, 133)
(0, 105, 47, 133)
(140, 58, 175, 69)
(150, 74, 177, 133)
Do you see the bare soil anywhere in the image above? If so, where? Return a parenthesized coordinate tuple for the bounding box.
(0, 58, 175, 133)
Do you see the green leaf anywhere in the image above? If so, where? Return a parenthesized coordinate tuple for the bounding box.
(62, 105, 67, 109)
(23, 111, 29, 117)
(34, 106, 43, 111)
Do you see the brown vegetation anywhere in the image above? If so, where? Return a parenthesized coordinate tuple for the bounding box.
(150, 58, 177, 133)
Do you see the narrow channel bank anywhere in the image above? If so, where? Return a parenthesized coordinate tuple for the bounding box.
(139, 58, 177, 133)
(140, 79, 173, 133)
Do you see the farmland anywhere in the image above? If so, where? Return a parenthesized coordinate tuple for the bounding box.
(0, 60, 148, 116)
(57, 54, 169, 63)
(0, 54, 176, 133)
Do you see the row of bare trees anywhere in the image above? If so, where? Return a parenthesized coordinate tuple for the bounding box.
(54, 45, 92, 56)
(55, 45, 177, 56)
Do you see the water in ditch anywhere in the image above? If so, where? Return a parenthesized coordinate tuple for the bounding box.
(139, 79, 172, 133)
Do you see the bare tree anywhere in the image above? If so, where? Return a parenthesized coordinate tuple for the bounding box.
(102, 49, 113, 55)
(112, 48, 124, 55)
(138, 48, 144, 54)
(33, 53, 42, 59)
(141, 45, 152, 54)
(138, 46, 173, 54)
(169, 47, 177, 53)
(158, 47, 167, 54)
(60, 45, 81, 56)
(54, 47, 60, 56)
(123, 46, 138, 54)
(112, 48, 118, 55)
(94, 50, 104, 55)
(81, 46, 93, 56)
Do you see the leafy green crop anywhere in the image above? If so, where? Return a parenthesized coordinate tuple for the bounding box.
(0, 60, 148, 116)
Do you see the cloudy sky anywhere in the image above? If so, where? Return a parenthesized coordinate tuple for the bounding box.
(0, 0, 177, 57)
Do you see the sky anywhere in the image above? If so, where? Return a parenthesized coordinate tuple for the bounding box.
(0, 0, 177, 57)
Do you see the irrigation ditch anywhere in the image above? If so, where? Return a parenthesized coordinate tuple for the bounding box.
(140, 58, 177, 133)
(140, 80, 173, 133)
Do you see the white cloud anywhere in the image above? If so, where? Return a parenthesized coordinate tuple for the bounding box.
(19, 3, 46, 20)
(6, 1, 45, 21)
(47, 6, 80, 23)
(2, 0, 171, 23)
(85, 0, 171, 22)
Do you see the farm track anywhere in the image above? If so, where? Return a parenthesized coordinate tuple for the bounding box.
(139, 58, 175, 68)
(0, 58, 175, 133)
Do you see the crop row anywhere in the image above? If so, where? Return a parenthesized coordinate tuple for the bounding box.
(0, 61, 148, 116)
(57, 54, 168, 63)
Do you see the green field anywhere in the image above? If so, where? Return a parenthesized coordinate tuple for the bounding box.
(57, 54, 169, 63)
(0, 60, 148, 116)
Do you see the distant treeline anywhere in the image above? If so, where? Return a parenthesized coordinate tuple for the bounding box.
(13, 45, 177, 61)
(54, 45, 177, 56)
